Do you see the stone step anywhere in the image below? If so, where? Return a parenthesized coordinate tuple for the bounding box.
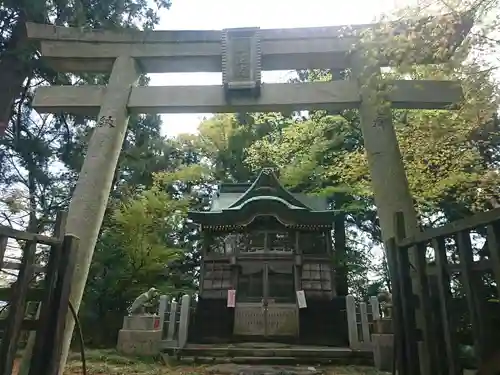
(171, 356, 373, 366)
(181, 345, 366, 357)
(162, 344, 372, 365)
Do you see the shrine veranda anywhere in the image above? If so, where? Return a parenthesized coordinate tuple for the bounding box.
(25, 17, 470, 350)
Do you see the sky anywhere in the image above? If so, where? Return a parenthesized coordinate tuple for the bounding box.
(150, 0, 409, 137)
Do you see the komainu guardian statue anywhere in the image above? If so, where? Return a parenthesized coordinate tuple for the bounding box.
(377, 290, 393, 319)
(129, 287, 160, 315)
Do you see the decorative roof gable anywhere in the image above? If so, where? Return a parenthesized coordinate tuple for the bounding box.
(227, 168, 310, 210)
(188, 168, 334, 227)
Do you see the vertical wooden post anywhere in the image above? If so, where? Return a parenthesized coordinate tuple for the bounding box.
(413, 242, 439, 374)
(0, 240, 36, 375)
(386, 237, 408, 375)
(346, 295, 359, 349)
(294, 231, 302, 292)
(486, 222, 500, 300)
(178, 294, 191, 348)
(20, 211, 67, 375)
(18, 302, 42, 375)
(28, 226, 67, 375)
(393, 213, 421, 375)
(30, 234, 80, 375)
(58, 56, 140, 374)
(432, 237, 460, 375)
(456, 230, 488, 364)
(166, 300, 177, 341)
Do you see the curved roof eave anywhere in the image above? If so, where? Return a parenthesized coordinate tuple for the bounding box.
(225, 195, 307, 211)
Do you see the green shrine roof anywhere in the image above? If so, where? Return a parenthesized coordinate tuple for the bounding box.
(188, 168, 334, 228)
(212, 191, 328, 212)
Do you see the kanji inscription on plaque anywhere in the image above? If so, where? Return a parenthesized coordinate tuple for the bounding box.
(222, 27, 262, 97)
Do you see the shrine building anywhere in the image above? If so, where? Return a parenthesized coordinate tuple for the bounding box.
(188, 168, 348, 345)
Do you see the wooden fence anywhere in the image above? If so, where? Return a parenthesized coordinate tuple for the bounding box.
(389, 208, 500, 375)
(0, 213, 79, 375)
(157, 294, 191, 349)
(346, 294, 383, 351)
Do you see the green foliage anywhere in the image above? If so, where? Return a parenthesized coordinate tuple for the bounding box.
(196, 113, 296, 181)
(110, 178, 187, 274)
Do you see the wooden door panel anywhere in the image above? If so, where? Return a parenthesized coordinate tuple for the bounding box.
(233, 302, 265, 336)
(233, 262, 298, 338)
(266, 303, 298, 336)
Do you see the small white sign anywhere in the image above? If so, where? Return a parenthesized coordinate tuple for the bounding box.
(227, 289, 236, 308)
(296, 290, 307, 309)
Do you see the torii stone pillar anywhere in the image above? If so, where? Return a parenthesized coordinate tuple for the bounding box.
(58, 55, 140, 373)
(352, 58, 420, 242)
(352, 56, 426, 372)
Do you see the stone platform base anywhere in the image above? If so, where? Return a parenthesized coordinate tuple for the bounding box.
(117, 329, 162, 356)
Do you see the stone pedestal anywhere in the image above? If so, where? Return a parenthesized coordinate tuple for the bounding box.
(117, 315, 162, 356)
(374, 318, 393, 334)
(122, 315, 160, 330)
(372, 333, 394, 372)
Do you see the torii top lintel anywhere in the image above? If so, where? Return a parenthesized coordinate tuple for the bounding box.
(25, 14, 471, 75)
(28, 14, 470, 116)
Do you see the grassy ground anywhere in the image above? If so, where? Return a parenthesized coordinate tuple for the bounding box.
(57, 349, 389, 375)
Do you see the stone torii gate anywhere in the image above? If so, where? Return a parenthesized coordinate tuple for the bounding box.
(25, 18, 468, 373)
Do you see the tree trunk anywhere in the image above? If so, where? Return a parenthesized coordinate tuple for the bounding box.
(18, 162, 40, 375)
(333, 204, 348, 295)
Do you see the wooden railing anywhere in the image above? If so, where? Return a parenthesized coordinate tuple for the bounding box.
(388, 208, 500, 375)
(0, 213, 79, 375)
